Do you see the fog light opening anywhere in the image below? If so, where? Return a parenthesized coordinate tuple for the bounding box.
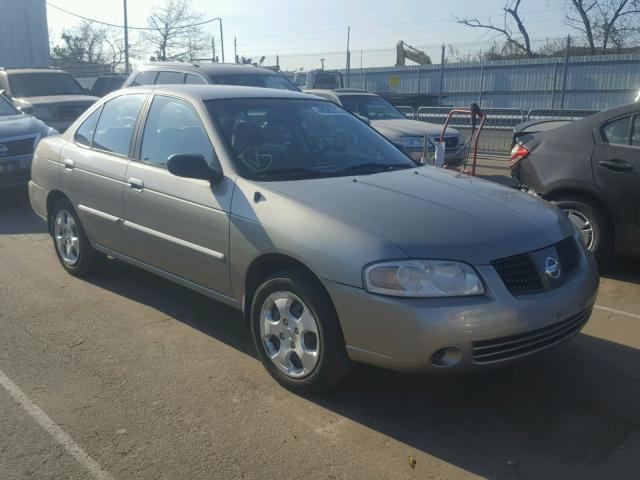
(430, 347, 462, 367)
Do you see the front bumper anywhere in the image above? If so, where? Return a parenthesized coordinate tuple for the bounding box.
(324, 244, 599, 373)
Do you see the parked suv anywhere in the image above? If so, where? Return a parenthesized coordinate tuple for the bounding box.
(0, 92, 57, 191)
(0, 68, 98, 132)
(308, 88, 466, 166)
(123, 62, 299, 92)
(511, 102, 640, 259)
(29, 85, 598, 393)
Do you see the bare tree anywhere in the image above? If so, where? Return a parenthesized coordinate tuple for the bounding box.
(457, 0, 535, 57)
(51, 21, 109, 64)
(143, 0, 207, 61)
(565, 0, 640, 53)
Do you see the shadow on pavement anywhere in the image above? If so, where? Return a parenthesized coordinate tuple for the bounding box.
(600, 255, 640, 285)
(0, 192, 48, 235)
(84, 258, 639, 479)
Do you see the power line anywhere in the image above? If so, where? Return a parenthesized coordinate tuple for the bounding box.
(46, 1, 219, 31)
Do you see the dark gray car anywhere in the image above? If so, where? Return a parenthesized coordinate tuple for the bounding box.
(29, 85, 598, 393)
(0, 68, 98, 132)
(511, 102, 640, 259)
(0, 93, 57, 191)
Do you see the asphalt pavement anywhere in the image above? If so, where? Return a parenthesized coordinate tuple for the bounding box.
(1, 178, 639, 479)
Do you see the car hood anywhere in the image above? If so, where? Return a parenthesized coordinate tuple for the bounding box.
(371, 118, 458, 138)
(263, 167, 574, 265)
(15, 95, 99, 107)
(0, 114, 48, 138)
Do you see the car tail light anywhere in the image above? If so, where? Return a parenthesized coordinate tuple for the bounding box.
(510, 144, 529, 167)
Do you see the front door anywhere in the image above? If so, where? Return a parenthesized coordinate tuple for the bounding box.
(593, 112, 640, 252)
(121, 94, 233, 295)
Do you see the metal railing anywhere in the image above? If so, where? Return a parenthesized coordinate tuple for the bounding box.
(412, 107, 600, 156)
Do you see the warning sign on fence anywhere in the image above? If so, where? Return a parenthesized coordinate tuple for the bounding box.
(388, 75, 401, 87)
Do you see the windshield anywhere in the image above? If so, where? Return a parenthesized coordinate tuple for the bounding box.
(206, 98, 415, 181)
(339, 95, 405, 120)
(0, 95, 18, 116)
(209, 74, 299, 92)
(8, 72, 85, 97)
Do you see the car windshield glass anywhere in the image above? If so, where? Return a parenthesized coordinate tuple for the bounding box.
(0, 95, 18, 116)
(8, 72, 85, 97)
(210, 74, 299, 92)
(339, 95, 405, 120)
(206, 98, 415, 181)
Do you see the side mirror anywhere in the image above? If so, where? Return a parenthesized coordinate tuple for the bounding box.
(355, 113, 371, 125)
(167, 154, 223, 182)
(17, 104, 34, 115)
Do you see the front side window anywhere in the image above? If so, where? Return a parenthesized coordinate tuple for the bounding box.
(0, 95, 18, 116)
(93, 94, 146, 156)
(140, 95, 214, 168)
(209, 74, 298, 92)
(131, 71, 157, 86)
(8, 72, 85, 97)
(602, 116, 631, 145)
(185, 74, 206, 84)
(632, 116, 640, 146)
(74, 107, 101, 147)
(155, 71, 185, 85)
(339, 95, 405, 120)
(206, 98, 414, 180)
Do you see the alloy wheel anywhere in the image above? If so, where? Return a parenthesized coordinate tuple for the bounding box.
(259, 291, 320, 378)
(54, 209, 80, 265)
(564, 208, 595, 250)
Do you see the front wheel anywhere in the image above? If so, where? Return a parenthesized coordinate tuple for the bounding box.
(250, 269, 350, 394)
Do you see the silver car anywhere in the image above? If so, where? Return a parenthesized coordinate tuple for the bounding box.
(29, 85, 599, 393)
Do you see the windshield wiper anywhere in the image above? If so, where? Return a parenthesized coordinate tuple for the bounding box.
(252, 167, 325, 180)
(331, 163, 413, 176)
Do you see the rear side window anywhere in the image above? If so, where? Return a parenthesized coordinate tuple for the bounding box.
(140, 95, 214, 168)
(131, 71, 157, 86)
(155, 71, 185, 84)
(632, 116, 640, 146)
(602, 116, 631, 145)
(185, 73, 206, 84)
(93, 94, 146, 156)
(74, 107, 101, 147)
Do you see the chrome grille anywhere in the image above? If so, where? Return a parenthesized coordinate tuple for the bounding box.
(472, 307, 592, 363)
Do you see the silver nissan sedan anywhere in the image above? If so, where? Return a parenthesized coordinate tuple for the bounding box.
(28, 85, 599, 393)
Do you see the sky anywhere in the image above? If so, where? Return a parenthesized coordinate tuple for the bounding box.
(45, 0, 570, 69)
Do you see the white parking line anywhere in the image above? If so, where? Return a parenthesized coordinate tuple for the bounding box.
(594, 304, 640, 320)
(0, 368, 115, 480)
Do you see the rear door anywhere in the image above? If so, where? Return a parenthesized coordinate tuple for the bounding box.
(121, 94, 233, 295)
(592, 113, 640, 252)
(61, 93, 147, 252)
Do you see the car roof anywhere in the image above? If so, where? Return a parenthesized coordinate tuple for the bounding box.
(1, 68, 70, 75)
(123, 84, 317, 101)
(307, 88, 374, 97)
(135, 62, 278, 77)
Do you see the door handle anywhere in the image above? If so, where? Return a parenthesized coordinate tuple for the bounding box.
(127, 177, 144, 191)
(63, 159, 75, 171)
(598, 159, 634, 172)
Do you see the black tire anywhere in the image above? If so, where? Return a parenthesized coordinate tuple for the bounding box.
(552, 195, 612, 261)
(250, 268, 350, 394)
(50, 198, 105, 277)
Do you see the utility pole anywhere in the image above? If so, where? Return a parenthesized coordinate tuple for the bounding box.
(234, 37, 237, 63)
(211, 37, 215, 62)
(123, 0, 129, 74)
(218, 18, 225, 63)
(346, 25, 351, 87)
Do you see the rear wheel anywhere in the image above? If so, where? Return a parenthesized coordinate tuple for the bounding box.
(51, 198, 104, 276)
(552, 196, 611, 260)
(250, 269, 350, 394)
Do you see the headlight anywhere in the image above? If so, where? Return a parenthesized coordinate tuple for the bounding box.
(364, 260, 484, 297)
(34, 106, 55, 120)
(396, 136, 424, 149)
